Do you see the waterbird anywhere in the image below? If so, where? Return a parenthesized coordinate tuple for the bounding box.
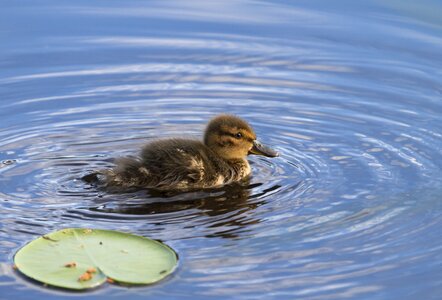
(83, 114, 278, 190)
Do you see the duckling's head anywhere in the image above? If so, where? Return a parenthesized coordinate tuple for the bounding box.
(204, 114, 278, 160)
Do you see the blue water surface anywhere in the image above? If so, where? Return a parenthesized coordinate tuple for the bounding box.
(1, 1, 441, 299)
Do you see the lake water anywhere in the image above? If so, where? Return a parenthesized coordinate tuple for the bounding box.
(1, 1, 441, 299)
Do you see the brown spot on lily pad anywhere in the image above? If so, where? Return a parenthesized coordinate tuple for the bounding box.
(78, 272, 93, 282)
(64, 262, 77, 268)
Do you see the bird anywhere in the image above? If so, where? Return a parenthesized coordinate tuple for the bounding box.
(83, 114, 278, 191)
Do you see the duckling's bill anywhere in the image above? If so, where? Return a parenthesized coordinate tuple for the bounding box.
(249, 140, 279, 157)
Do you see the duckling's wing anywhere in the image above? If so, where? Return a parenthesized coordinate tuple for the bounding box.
(140, 139, 209, 189)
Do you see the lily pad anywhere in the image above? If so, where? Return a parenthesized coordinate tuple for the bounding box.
(14, 228, 178, 290)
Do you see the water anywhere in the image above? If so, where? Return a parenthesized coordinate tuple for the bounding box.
(1, 1, 442, 299)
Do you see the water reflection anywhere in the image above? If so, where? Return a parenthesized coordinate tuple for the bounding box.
(86, 182, 278, 239)
(62, 1, 329, 25)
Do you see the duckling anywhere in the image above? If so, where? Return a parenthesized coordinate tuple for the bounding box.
(85, 114, 278, 191)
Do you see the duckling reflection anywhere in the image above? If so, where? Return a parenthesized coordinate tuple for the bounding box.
(83, 114, 278, 191)
(89, 182, 275, 239)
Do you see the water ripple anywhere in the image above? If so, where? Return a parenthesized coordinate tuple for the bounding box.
(1, 2, 441, 299)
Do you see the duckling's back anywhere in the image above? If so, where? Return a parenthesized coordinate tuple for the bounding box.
(100, 139, 227, 190)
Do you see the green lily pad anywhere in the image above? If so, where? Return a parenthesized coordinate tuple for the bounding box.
(14, 228, 178, 290)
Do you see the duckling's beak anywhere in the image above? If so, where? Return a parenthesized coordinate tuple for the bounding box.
(249, 140, 279, 157)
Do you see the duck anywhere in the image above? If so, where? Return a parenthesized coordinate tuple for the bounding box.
(84, 114, 278, 191)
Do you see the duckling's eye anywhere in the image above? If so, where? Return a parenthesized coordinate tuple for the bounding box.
(235, 132, 243, 139)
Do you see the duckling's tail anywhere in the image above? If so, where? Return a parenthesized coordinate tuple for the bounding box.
(81, 172, 101, 183)
(82, 157, 147, 188)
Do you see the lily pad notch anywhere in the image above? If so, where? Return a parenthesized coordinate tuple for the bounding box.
(14, 228, 178, 290)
